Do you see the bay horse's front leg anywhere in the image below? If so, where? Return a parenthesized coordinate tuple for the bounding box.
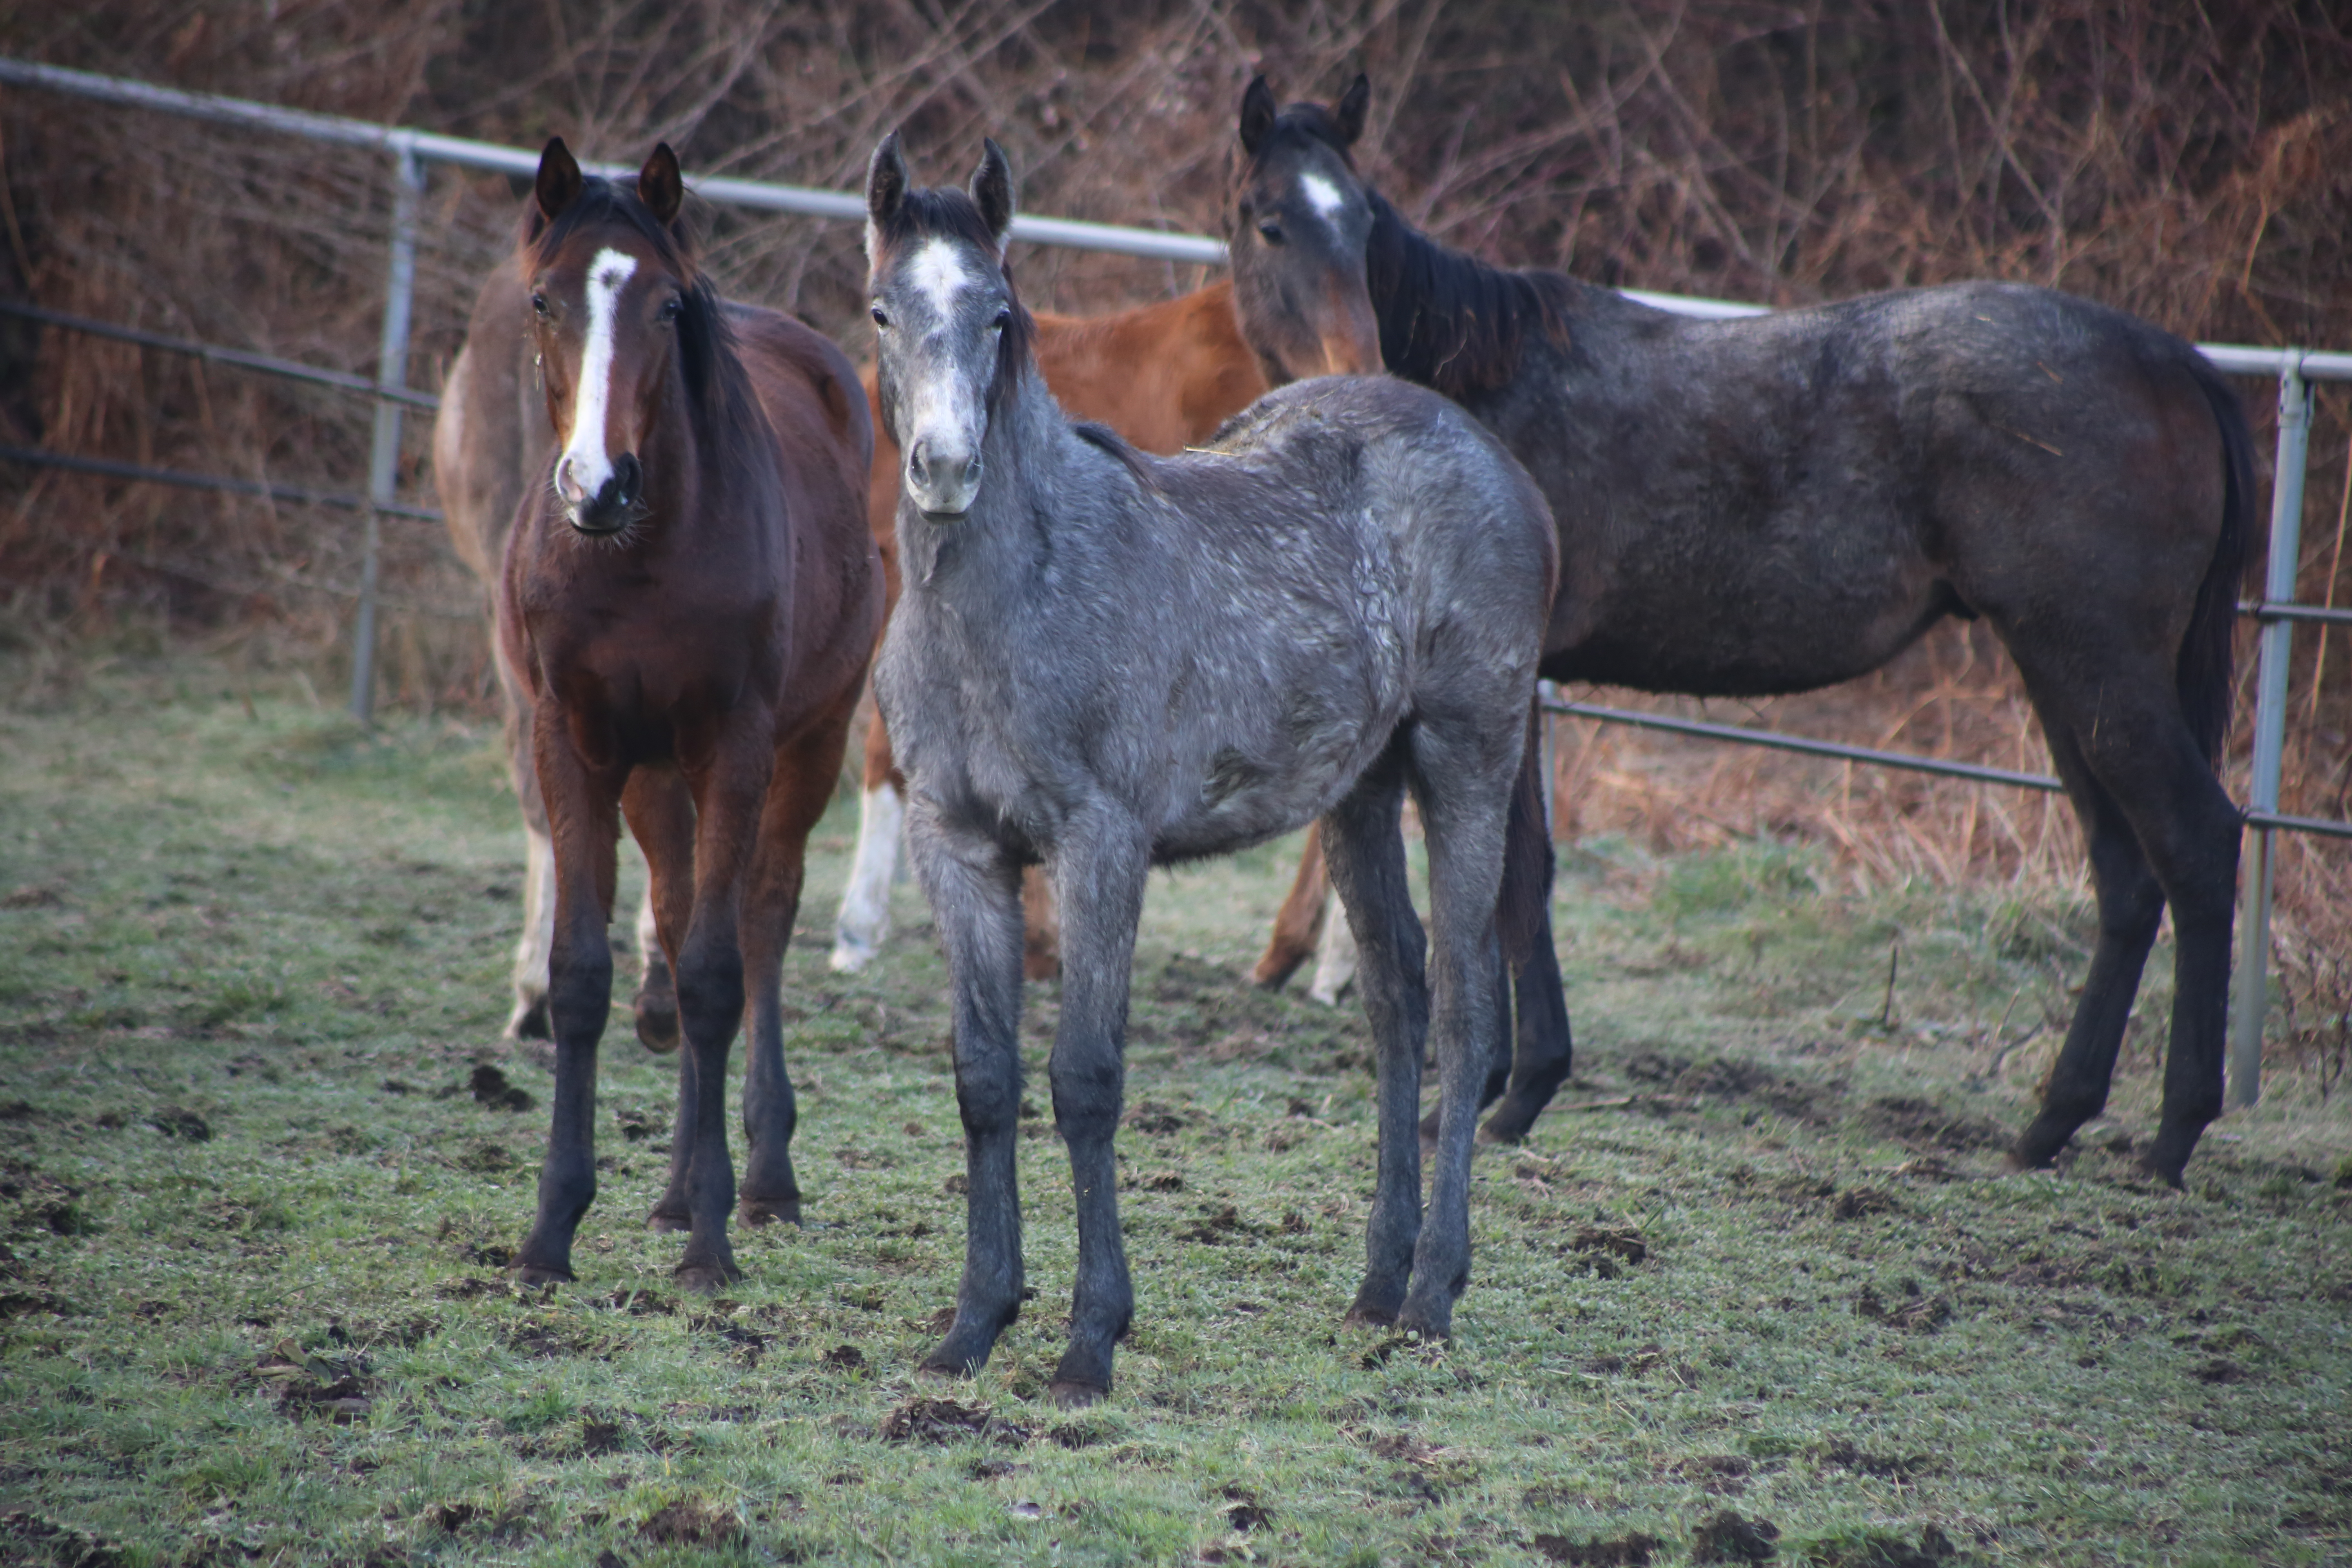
(620, 771, 697, 1233)
(664, 737, 774, 1291)
(736, 710, 860, 1227)
(1044, 813, 1150, 1406)
(512, 719, 623, 1285)
(910, 807, 1028, 1379)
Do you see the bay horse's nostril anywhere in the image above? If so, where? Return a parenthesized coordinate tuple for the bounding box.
(612, 452, 642, 505)
(555, 454, 587, 504)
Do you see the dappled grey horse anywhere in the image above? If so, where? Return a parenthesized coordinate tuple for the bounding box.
(864, 136, 1557, 1403)
(1227, 77, 2255, 1187)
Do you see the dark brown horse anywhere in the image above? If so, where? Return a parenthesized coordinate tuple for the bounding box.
(497, 140, 881, 1287)
(830, 281, 1269, 980)
(1225, 78, 2254, 1185)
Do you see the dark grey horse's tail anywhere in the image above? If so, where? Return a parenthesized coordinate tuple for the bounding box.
(1497, 702, 1553, 969)
(2179, 356, 2255, 767)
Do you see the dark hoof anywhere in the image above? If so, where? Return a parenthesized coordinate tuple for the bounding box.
(506, 996, 551, 1041)
(1342, 1304, 1398, 1330)
(674, 1260, 741, 1294)
(739, 1196, 802, 1227)
(1396, 1306, 1453, 1342)
(510, 1261, 574, 1286)
(633, 993, 680, 1056)
(2135, 1155, 2189, 1191)
(647, 1208, 692, 1234)
(1048, 1379, 1107, 1410)
(2000, 1145, 2055, 1176)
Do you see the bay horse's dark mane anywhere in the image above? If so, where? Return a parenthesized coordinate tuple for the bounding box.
(521, 174, 763, 449)
(1362, 188, 1577, 399)
(870, 185, 1036, 410)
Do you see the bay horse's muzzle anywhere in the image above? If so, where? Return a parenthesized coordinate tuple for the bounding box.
(906, 438, 983, 518)
(560, 451, 644, 535)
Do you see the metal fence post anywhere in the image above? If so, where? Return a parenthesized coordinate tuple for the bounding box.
(350, 136, 423, 723)
(2228, 354, 2313, 1109)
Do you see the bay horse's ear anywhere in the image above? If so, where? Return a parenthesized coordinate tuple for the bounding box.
(535, 137, 583, 229)
(638, 142, 684, 229)
(1333, 74, 1370, 147)
(970, 138, 1016, 255)
(866, 131, 909, 263)
(1239, 76, 1277, 156)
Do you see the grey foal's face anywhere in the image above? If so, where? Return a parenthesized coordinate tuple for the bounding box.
(865, 138, 1018, 520)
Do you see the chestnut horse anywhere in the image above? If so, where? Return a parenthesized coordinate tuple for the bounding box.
(828, 281, 1272, 979)
(498, 140, 881, 1287)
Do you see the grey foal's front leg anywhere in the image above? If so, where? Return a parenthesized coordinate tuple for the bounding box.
(912, 814, 1029, 1378)
(1044, 817, 1150, 1405)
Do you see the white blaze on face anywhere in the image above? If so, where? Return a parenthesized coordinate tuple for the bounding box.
(897, 239, 990, 500)
(556, 247, 640, 505)
(1300, 172, 1347, 229)
(907, 238, 972, 318)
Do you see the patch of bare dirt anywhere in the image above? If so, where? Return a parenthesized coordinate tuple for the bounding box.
(1692, 1509, 1780, 1563)
(880, 1396, 1031, 1446)
(1532, 1532, 1662, 1566)
(1861, 1096, 2007, 1153)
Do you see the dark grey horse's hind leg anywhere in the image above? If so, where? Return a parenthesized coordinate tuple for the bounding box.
(2006, 679, 2239, 1186)
(913, 822, 1029, 1379)
(1321, 755, 1429, 1328)
(1042, 815, 1151, 1406)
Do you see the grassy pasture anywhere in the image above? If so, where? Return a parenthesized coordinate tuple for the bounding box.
(2, 656, 2348, 1568)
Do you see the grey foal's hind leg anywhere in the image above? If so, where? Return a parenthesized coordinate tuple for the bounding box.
(1320, 754, 1429, 1328)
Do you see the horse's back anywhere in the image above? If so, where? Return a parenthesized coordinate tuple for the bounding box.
(1516, 278, 2230, 693)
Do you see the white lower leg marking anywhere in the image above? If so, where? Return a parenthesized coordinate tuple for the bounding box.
(1309, 886, 1359, 1006)
(634, 882, 662, 972)
(507, 824, 557, 1034)
(557, 248, 639, 504)
(831, 782, 905, 971)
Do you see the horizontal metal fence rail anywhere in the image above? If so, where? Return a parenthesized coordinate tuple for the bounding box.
(5, 54, 2347, 1102)
(0, 444, 441, 522)
(0, 298, 441, 410)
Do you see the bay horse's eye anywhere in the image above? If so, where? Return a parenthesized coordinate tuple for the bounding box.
(530, 292, 550, 316)
(870, 305, 890, 328)
(1257, 220, 1284, 245)
(657, 295, 683, 323)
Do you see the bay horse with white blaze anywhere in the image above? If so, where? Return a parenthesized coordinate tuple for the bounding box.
(866, 136, 1556, 1402)
(1227, 78, 2253, 1186)
(437, 254, 683, 1052)
(498, 140, 881, 1288)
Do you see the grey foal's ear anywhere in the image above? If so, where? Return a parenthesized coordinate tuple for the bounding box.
(971, 138, 1016, 256)
(865, 131, 910, 264)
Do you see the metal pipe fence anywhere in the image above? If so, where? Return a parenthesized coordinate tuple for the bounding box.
(4, 56, 2346, 1102)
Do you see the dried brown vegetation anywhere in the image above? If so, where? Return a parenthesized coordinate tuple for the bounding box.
(2, 1, 2347, 1038)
